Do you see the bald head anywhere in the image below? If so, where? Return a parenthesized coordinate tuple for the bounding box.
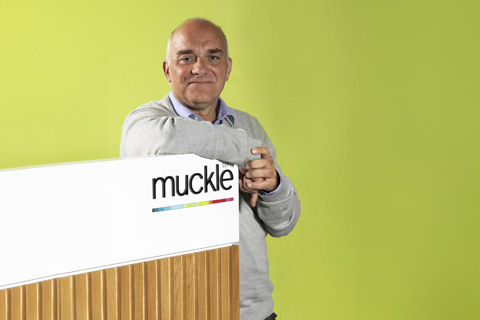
(162, 18, 233, 122)
(166, 18, 229, 61)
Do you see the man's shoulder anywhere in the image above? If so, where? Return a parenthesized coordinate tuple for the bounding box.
(135, 95, 173, 112)
(125, 95, 175, 119)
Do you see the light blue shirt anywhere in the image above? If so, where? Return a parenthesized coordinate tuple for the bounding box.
(168, 92, 235, 126)
(168, 92, 281, 196)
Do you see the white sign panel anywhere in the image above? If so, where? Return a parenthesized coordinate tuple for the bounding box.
(0, 155, 238, 290)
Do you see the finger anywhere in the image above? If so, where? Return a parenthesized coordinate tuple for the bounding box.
(239, 183, 252, 194)
(246, 168, 276, 180)
(245, 158, 270, 170)
(250, 192, 258, 207)
(239, 181, 252, 194)
(247, 179, 277, 192)
(241, 176, 259, 193)
(251, 147, 272, 160)
(246, 178, 266, 189)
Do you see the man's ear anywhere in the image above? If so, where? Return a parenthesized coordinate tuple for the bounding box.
(225, 58, 232, 81)
(163, 60, 171, 82)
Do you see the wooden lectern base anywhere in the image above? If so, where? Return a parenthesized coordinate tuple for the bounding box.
(0, 246, 239, 320)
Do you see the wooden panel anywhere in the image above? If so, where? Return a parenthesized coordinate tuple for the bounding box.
(0, 288, 9, 320)
(106, 268, 119, 320)
(59, 276, 75, 320)
(91, 270, 106, 320)
(172, 256, 184, 319)
(184, 254, 195, 320)
(0, 246, 238, 320)
(195, 251, 207, 320)
(219, 247, 230, 320)
(41, 280, 56, 320)
(159, 258, 171, 320)
(207, 249, 219, 320)
(133, 263, 146, 320)
(145, 261, 158, 320)
(25, 283, 40, 320)
(75, 273, 90, 320)
(10, 286, 24, 320)
(120, 265, 133, 320)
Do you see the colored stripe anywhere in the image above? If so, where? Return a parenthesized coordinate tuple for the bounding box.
(152, 197, 234, 213)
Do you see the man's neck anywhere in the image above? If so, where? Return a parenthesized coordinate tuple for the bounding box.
(189, 104, 217, 123)
(169, 92, 219, 123)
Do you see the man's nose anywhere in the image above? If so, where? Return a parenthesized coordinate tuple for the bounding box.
(192, 58, 208, 75)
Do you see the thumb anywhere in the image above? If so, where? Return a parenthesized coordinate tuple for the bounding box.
(250, 192, 258, 207)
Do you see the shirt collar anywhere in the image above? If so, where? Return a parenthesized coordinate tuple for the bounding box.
(168, 92, 235, 126)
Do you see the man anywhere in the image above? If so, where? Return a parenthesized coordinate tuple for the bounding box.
(120, 18, 300, 320)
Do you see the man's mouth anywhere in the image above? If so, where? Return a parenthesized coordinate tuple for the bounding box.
(188, 81, 214, 85)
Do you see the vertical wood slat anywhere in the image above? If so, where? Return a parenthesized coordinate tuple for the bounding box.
(75, 273, 90, 320)
(159, 258, 171, 320)
(208, 249, 219, 320)
(10, 286, 24, 320)
(25, 283, 39, 320)
(0, 288, 9, 320)
(120, 265, 133, 320)
(0, 246, 238, 320)
(133, 263, 146, 320)
(195, 251, 207, 320)
(184, 254, 195, 320)
(106, 268, 119, 320)
(41, 280, 56, 320)
(219, 247, 231, 320)
(91, 271, 106, 320)
(172, 256, 183, 319)
(59, 277, 75, 320)
(145, 261, 158, 320)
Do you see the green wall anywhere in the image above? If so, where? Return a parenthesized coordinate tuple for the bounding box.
(1, 0, 479, 319)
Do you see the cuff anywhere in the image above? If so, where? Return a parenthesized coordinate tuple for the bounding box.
(259, 171, 282, 196)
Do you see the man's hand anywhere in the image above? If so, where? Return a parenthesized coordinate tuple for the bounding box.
(238, 147, 279, 207)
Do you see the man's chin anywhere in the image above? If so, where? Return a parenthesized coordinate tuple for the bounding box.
(185, 94, 218, 107)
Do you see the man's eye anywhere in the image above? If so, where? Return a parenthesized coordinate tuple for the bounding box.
(179, 57, 193, 63)
(209, 55, 219, 60)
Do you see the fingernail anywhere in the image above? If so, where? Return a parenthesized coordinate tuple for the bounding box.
(247, 183, 252, 188)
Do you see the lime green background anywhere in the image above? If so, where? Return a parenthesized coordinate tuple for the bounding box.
(1, 0, 479, 319)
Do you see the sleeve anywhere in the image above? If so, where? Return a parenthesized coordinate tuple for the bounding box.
(120, 104, 262, 167)
(256, 173, 301, 237)
(252, 126, 301, 238)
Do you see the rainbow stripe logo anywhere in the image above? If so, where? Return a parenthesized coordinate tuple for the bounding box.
(152, 197, 234, 213)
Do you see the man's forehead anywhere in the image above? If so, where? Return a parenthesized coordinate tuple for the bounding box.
(166, 20, 229, 60)
(171, 36, 226, 55)
(175, 47, 224, 55)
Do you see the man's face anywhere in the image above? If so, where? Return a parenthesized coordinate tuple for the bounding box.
(163, 22, 232, 114)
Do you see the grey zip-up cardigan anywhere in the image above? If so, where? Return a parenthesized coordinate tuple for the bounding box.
(120, 95, 300, 320)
